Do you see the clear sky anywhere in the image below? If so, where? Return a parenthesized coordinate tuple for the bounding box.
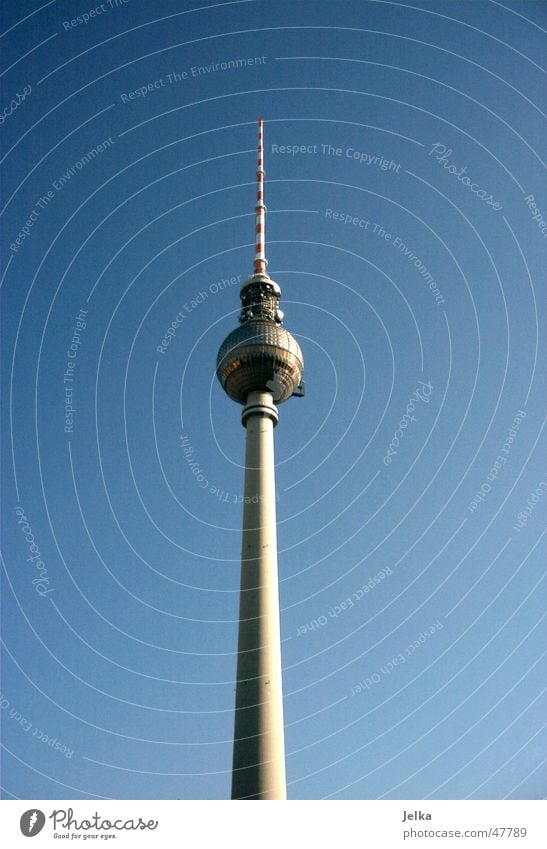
(1, 0, 545, 801)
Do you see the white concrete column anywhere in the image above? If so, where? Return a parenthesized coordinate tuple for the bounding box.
(231, 391, 286, 800)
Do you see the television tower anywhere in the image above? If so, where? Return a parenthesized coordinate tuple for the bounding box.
(216, 119, 304, 800)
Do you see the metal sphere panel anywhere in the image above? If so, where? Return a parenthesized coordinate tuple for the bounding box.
(217, 321, 304, 404)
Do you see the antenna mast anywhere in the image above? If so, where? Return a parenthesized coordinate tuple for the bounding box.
(254, 118, 267, 274)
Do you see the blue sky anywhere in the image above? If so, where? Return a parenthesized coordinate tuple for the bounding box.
(1, 0, 545, 800)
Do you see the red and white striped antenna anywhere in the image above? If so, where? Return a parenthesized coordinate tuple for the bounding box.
(254, 118, 268, 274)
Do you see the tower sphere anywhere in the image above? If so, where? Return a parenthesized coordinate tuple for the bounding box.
(216, 302, 304, 405)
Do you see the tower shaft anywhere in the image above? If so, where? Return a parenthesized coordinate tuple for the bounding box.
(231, 391, 286, 800)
